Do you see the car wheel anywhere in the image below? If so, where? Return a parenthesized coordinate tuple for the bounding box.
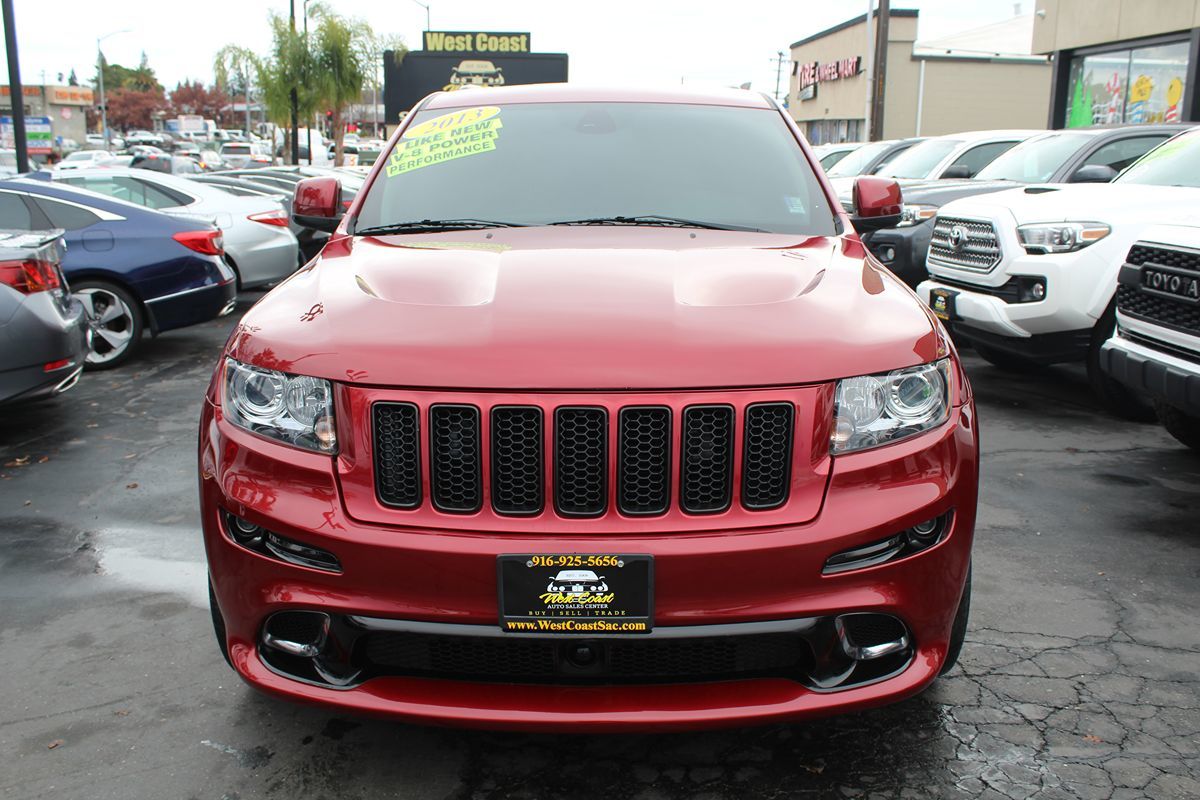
(209, 579, 233, 670)
(72, 281, 143, 370)
(971, 343, 1042, 373)
(1155, 402, 1200, 452)
(1086, 303, 1155, 421)
(939, 563, 971, 676)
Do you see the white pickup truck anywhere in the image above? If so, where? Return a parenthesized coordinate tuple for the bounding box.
(917, 128, 1200, 417)
(1101, 224, 1200, 451)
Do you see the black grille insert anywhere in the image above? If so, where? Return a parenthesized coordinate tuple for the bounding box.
(617, 406, 671, 516)
(360, 630, 809, 684)
(742, 403, 794, 510)
(373, 402, 421, 508)
(1118, 283, 1200, 336)
(680, 405, 735, 514)
(490, 406, 544, 515)
(429, 404, 482, 513)
(554, 407, 608, 516)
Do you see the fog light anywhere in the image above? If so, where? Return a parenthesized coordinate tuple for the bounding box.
(228, 514, 263, 546)
(1030, 281, 1045, 300)
(824, 512, 953, 574)
(222, 511, 341, 572)
(878, 246, 896, 263)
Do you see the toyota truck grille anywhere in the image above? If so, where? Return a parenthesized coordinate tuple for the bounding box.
(928, 216, 1003, 272)
(1117, 244, 1200, 337)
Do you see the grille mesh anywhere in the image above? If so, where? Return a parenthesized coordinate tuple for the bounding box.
(680, 405, 735, 514)
(373, 403, 421, 508)
(1117, 284, 1200, 336)
(742, 403, 794, 509)
(928, 216, 1002, 271)
(490, 407, 543, 515)
(429, 405, 482, 513)
(361, 631, 808, 684)
(554, 407, 608, 516)
(617, 407, 672, 516)
(1127, 244, 1200, 272)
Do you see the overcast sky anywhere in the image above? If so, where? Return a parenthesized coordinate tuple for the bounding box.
(5, 0, 1029, 96)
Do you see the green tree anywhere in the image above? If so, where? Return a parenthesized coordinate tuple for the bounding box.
(310, 7, 366, 166)
(353, 26, 407, 137)
(256, 10, 320, 162)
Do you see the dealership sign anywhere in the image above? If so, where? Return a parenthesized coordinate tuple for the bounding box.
(797, 56, 862, 91)
(423, 31, 531, 54)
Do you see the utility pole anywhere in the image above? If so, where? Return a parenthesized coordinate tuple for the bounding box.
(289, 0, 299, 166)
(862, 0, 874, 141)
(1, 0, 28, 172)
(773, 51, 786, 102)
(870, 0, 890, 141)
(96, 30, 130, 153)
(303, 0, 311, 166)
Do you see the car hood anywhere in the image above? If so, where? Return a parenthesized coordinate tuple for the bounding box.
(939, 183, 1200, 226)
(227, 227, 942, 390)
(894, 179, 1021, 205)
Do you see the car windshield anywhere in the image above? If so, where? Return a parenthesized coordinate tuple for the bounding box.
(875, 139, 960, 179)
(826, 140, 894, 177)
(1115, 133, 1200, 187)
(63, 152, 94, 162)
(355, 102, 837, 236)
(974, 132, 1094, 182)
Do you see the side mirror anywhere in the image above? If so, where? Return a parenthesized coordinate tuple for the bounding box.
(850, 176, 903, 233)
(940, 164, 971, 179)
(292, 176, 343, 232)
(1070, 164, 1117, 183)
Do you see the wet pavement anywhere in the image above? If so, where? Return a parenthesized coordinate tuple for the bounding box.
(2, 293, 1199, 800)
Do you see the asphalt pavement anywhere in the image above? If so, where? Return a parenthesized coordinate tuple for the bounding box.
(1, 292, 1198, 800)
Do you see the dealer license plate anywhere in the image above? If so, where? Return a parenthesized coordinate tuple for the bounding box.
(929, 287, 959, 321)
(498, 554, 653, 634)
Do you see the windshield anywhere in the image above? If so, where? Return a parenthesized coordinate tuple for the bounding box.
(974, 132, 1093, 182)
(875, 139, 960, 179)
(827, 141, 899, 177)
(356, 102, 836, 236)
(1116, 133, 1200, 187)
(64, 152, 93, 162)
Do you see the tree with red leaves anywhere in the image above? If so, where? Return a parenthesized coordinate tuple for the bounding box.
(105, 87, 168, 131)
(170, 81, 231, 122)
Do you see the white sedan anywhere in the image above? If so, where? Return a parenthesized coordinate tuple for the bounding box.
(52, 167, 300, 289)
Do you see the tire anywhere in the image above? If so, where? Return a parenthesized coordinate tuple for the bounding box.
(1086, 303, 1155, 421)
(71, 280, 143, 370)
(940, 564, 971, 676)
(209, 579, 234, 670)
(1156, 402, 1200, 452)
(972, 343, 1042, 373)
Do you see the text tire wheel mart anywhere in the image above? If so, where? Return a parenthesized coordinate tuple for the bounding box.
(939, 563, 971, 676)
(72, 281, 143, 370)
(1155, 402, 1200, 452)
(1086, 303, 1155, 422)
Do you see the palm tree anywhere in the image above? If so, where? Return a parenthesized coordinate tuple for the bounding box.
(310, 8, 365, 166)
(214, 45, 260, 136)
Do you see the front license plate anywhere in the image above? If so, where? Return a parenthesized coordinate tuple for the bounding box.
(929, 287, 959, 321)
(498, 554, 653, 634)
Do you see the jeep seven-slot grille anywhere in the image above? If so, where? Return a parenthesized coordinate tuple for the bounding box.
(1118, 243, 1200, 336)
(371, 401, 797, 517)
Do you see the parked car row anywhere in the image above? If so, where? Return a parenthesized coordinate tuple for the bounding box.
(0, 164, 365, 394)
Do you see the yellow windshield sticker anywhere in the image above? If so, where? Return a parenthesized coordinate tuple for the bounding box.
(386, 106, 503, 177)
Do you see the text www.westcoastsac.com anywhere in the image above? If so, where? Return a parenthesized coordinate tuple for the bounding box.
(505, 619, 648, 632)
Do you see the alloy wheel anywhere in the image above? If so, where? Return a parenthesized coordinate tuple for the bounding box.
(75, 287, 136, 366)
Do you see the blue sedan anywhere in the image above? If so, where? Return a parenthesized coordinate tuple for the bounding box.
(0, 178, 236, 367)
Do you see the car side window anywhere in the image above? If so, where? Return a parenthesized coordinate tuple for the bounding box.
(0, 191, 34, 230)
(66, 176, 139, 205)
(33, 198, 101, 231)
(947, 141, 1018, 178)
(1080, 136, 1168, 173)
(130, 178, 191, 209)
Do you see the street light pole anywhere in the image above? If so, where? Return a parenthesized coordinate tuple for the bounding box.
(303, 0, 312, 166)
(1, 0, 29, 172)
(96, 30, 130, 153)
(289, 0, 299, 166)
(410, 0, 431, 34)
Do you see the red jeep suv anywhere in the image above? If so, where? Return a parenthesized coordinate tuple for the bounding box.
(199, 85, 978, 732)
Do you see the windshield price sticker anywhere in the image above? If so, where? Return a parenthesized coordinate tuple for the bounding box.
(386, 106, 503, 177)
(498, 554, 653, 634)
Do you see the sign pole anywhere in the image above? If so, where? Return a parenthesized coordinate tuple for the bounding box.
(1, 0, 30, 172)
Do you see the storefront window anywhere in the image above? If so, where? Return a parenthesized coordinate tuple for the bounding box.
(1065, 41, 1188, 127)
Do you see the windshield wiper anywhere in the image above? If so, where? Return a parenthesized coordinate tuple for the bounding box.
(548, 214, 764, 233)
(354, 219, 527, 236)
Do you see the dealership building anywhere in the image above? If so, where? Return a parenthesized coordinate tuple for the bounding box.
(1034, 0, 1199, 128)
(787, 10, 1052, 144)
(0, 85, 93, 151)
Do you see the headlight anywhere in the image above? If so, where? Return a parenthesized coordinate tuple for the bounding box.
(896, 204, 938, 227)
(1016, 222, 1109, 254)
(223, 358, 337, 453)
(831, 360, 951, 454)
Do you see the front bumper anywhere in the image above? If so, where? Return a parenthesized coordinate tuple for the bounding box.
(864, 223, 933, 289)
(1101, 332, 1200, 415)
(200, 399, 978, 731)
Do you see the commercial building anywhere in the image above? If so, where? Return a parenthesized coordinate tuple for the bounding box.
(787, 10, 1052, 144)
(1033, 0, 1199, 127)
(0, 85, 94, 150)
